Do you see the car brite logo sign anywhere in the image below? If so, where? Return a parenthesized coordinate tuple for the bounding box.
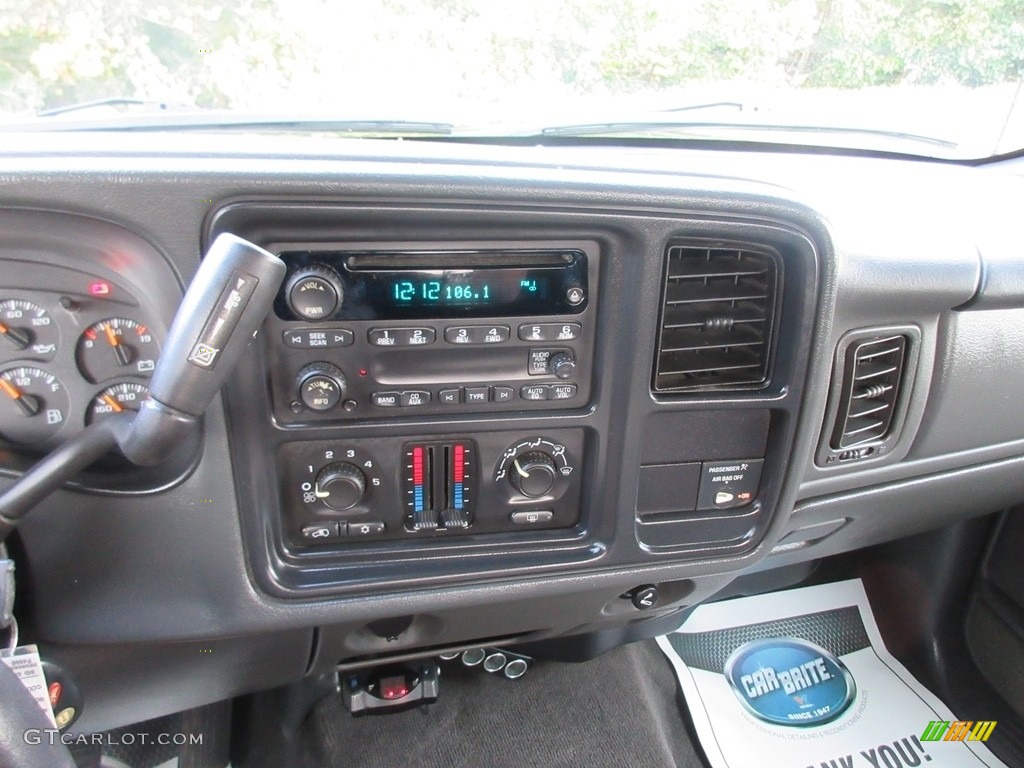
(724, 638, 857, 726)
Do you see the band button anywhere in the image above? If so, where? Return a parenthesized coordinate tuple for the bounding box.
(371, 392, 401, 407)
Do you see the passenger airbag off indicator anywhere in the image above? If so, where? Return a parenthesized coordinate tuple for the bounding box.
(696, 459, 764, 511)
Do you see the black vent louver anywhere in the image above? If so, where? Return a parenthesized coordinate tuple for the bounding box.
(653, 244, 778, 391)
(831, 335, 907, 449)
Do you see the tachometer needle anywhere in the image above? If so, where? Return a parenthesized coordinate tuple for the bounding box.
(0, 379, 40, 417)
(0, 322, 30, 350)
(101, 394, 124, 413)
(104, 324, 131, 366)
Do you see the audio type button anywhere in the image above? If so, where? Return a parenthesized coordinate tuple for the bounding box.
(464, 386, 489, 403)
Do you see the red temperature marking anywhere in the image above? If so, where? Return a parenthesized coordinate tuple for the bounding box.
(413, 446, 423, 485)
(454, 444, 464, 483)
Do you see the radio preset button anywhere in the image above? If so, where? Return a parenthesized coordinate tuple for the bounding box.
(520, 384, 549, 401)
(518, 322, 582, 342)
(401, 391, 430, 407)
(368, 327, 436, 347)
(283, 328, 354, 349)
(371, 392, 401, 407)
(438, 388, 462, 404)
(444, 325, 510, 345)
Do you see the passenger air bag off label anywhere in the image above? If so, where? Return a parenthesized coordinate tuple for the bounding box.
(657, 579, 1008, 768)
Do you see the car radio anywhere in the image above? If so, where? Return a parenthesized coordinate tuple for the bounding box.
(262, 243, 598, 424)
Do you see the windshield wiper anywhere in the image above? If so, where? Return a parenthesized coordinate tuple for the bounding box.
(35, 98, 181, 118)
(536, 118, 957, 148)
(0, 109, 454, 136)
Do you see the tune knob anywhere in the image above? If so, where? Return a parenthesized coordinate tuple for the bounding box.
(315, 462, 367, 511)
(285, 264, 343, 321)
(297, 362, 346, 411)
(509, 451, 558, 498)
(549, 352, 576, 380)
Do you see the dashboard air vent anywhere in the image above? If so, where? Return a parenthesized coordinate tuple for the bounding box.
(831, 335, 907, 449)
(653, 244, 778, 391)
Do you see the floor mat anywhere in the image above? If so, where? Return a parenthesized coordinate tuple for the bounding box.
(658, 579, 1008, 768)
(236, 639, 707, 768)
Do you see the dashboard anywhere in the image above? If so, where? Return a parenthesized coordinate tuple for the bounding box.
(1, 132, 1023, 734)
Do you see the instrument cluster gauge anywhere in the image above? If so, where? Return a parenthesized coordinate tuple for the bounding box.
(0, 299, 59, 361)
(86, 382, 150, 425)
(0, 366, 69, 445)
(76, 318, 159, 384)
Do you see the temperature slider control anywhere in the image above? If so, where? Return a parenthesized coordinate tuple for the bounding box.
(403, 440, 476, 532)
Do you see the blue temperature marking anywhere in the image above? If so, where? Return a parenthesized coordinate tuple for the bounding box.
(414, 486, 424, 512)
(454, 483, 464, 509)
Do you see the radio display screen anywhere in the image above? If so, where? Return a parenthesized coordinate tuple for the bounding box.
(275, 249, 588, 320)
(385, 272, 548, 308)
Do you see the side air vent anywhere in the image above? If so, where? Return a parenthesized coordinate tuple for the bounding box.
(831, 335, 907, 449)
(653, 244, 779, 391)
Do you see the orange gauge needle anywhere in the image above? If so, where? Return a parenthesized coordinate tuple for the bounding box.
(0, 322, 30, 350)
(0, 378, 40, 416)
(104, 324, 131, 366)
(0, 379, 20, 400)
(101, 394, 124, 413)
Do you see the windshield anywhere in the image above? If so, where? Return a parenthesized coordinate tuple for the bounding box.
(2, 0, 1022, 159)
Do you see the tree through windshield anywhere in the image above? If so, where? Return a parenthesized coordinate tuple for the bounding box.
(1, 0, 1022, 157)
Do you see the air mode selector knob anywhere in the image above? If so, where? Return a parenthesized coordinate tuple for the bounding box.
(285, 264, 343, 321)
(297, 362, 346, 412)
(509, 451, 558, 498)
(315, 462, 367, 511)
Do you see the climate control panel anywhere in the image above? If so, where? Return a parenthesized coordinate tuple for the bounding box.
(277, 429, 585, 548)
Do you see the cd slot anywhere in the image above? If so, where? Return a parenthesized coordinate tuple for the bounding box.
(345, 250, 576, 270)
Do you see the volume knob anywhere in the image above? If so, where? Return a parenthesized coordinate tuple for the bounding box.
(285, 264, 343, 321)
(315, 462, 367, 511)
